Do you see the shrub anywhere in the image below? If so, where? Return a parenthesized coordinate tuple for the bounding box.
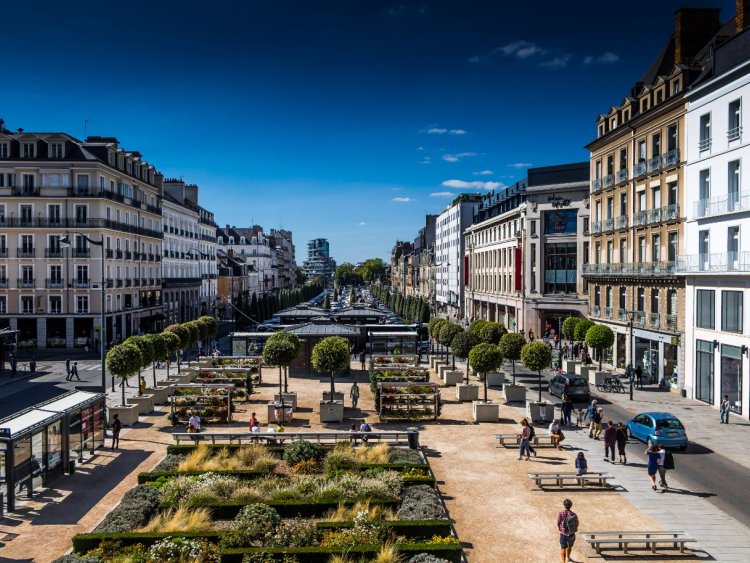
(397, 485, 446, 520)
(266, 517, 319, 548)
(573, 318, 595, 341)
(323, 449, 359, 475)
(409, 553, 453, 563)
(94, 485, 162, 533)
(291, 459, 320, 474)
(220, 503, 281, 548)
(283, 440, 323, 465)
(148, 536, 220, 562)
(389, 449, 424, 465)
(320, 511, 385, 547)
(154, 454, 184, 472)
(138, 506, 213, 532)
(374, 543, 404, 563)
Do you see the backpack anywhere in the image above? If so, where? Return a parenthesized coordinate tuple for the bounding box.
(528, 425, 536, 439)
(664, 451, 675, 470)
(565, 512, 579, 534)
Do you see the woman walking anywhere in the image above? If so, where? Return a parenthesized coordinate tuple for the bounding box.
(646, 444, 660, 490)
(518, 419, 532, 461)
(616, 422, 628, 464)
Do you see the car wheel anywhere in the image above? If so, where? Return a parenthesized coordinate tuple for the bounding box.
(679, 445, 687, 451)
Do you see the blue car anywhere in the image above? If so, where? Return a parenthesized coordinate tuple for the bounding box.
(626, 412, 688, 450)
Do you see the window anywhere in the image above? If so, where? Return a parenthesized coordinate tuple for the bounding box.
(652, 234, 660, 261)
(671, 79, 681, 95)
(696, 289, 715, 329)
(595, 160, 602, 179)
(606, 286, 613, 308)
(50, 143, 63, 158)
(668, 232, 678, 263)
(721, 345, 743, 414)
(48, 204, 61, 224)
(698, 169, 710, 215)
(607, 241, 613, 263)
(620, 239, 627, 263)
(76, 265, 88, 282)
(651, 132, 661, 157)
(77, 295, 89, 314)
(667, 289, 677, 315)
(594, 285, 601, 307)
(699, 113, 711, 150)
(620, 193, 627, 216)
(651, 288, 660, 314)
(22, 142, 35, 158)
(0, 143, 8, 158)
(728, 99, 741, 140)
(619, 286, 626, 310)
(640, 97, 649, 113)
(655, 89, 664, 104)
(21, 296, 34, 314)
(638, 236, 645, 262)
(728, 160, 740, 211)
(728, 226, 739, 267)
(530, 244, 536, 292)
(696, 339, 714, 404)
(49, 265, 62, 284)
(637, 288, 645, 312)
(699, 230, 710, 269)
(637, 139, 646, 161)
(595, 242, 601, 264)
(49, 296, 62, 314)
(721, 290, 743, 333)
(0, 296, 5, 314)
(667, 124, 678, 152)
(606, 154, 614, 175)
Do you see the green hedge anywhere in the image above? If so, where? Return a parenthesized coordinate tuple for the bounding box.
(181, 498, 400, 519)
(72, 531, 222, 554)
(316, 519, 451, 538)
(219, 543, 463, 563)
(137, 469, 269, 484)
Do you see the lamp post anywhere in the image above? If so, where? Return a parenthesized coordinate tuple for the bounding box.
(60, 233, 107, 393)
(625, 310, 639, 401)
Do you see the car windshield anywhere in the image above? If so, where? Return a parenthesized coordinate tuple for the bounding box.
(656, 418, 684, 430)
(570, 379, 588, 387)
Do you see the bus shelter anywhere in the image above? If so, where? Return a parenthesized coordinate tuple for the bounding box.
(0, 390, 105, 512)
(229, 332, 272, 356)
(368, 331, 419, 355)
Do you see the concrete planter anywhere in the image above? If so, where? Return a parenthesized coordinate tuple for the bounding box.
(268, 401, 294, 425)
(146, 386, 170, 405)
(575, 364, 595, 378)
(319, 400, 345, 423)
(526, 400, 554, 423)
(563, 359, 580, 374)
(486, 371, 505, 387)
(322, 391, 345, 402)
(591, 371, 610, 386)
(274, 392, 298, 410)
(108, 404, 139, 426)
(442, 370, 463, 386)
(472, 401, 500, 422)
(432, 361, 446, 375)
(503, 383, 526, 403)
(456, 383, 479, 402)
(172, 374, 192, 385)
(127, 394, 155, 415)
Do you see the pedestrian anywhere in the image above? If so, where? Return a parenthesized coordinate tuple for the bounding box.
(359, 419, 372, 444)
(249, 412, 259, 431)
(65, 358, 71, 380)
(10, 356, 17, 378)
(349, 423, 359, 444)
(561, 395, 573, 426)
(635, 365, 643, 388)
(616, 422, 628, 464)
(592, 407, 604, 440)
(557, 498, 579, 563)
(657, 444, 674, 489)
(527, 420, 538, 457)
(585, 400, 597, 437)
(350, 381, 360, 409)
(70, 362, 81, 381)
(562, 344, 569, 359)
(603, 420, 617, 462)
(29, 355, 36, 373)
(359, 350, 366, 371)
(719, 394, 730, 424)
(139, 376, 146, 395)
(517, 418, 532, 461)
(625, 363, 633, 384)
(111, 413, 123, 449)
(575, 452, 588, 475)
(549, 419, 565, 450)
(572, 342, 579, 360)
(646, 444, 660, 490)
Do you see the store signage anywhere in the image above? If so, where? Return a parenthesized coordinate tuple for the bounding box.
(548, 195, 571, 208)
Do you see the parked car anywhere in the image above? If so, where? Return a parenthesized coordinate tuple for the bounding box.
(548, 374, 591, 402)
(626, 412, 688, 450)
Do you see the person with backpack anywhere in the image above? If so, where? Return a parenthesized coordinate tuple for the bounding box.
(557, 498, 579, 563)
(517, 418, 532, 460)
(657, 444, 674, 489)
(616, 422, 628, 464)
(575, 452, 588, 476)
(585, 400, 597, 438)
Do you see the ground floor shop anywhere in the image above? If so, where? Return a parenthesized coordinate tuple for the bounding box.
(466, 291, 523, 332)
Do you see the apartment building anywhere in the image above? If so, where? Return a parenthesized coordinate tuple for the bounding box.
(162, 179, 202, 324)
(389, 241, 414, 295)
(269, 229, 296, 291)
(413, 215, 437, 302)
(0, 129, 164, 349)
(435, 194, 481, 321)
(217, 225, 273, 296)
(680, 22, 750, 415)
(198, 206, 218, 316)
(302, 238, 336, 287)
(583, 8, 727, 387)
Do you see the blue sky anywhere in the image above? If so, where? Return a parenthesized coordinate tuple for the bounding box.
(0, 0, 737, 263)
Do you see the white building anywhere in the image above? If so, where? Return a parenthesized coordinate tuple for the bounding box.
(198, 206, 218, 315)
(217, 225, 273, 296)
(680, 33, 750, 417)
(435, 194, 481, 321)
(269, 228, 296, 290)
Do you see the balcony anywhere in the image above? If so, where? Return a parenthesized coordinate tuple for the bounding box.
(647, 208, 662, 224)
(666, 314, 678, 330)
(141, 278, 148, 286)
(616, 169, 628, 185)
(134, 278, 140, 286)
(698, 137, 712, 152)
(106, 250, 114, 258)
(106, 279, 114, 288)
(46, 278, 64, 289)
(662, 204, 679, 222)
(634, 161, 647, 177)
(115, 250, 123, 259)
(662, 148, 679, 169)
(0, 278, 8, 288)
(676, 252, 750, 273)
(603, 174, 614, 189)
(73, 279, 90, 288)
(647, 155, 662, 174)
(0, 248, 7, 258)
(72, 249, 90, 258)
(582, 261, 676, 277)
(116, 279, 123, 287)
(125, 251, 132, 260)
(615, 215, 628, 229)
(634, 312, 646, 326)
(591, 305, 601, 317)
(125, 279, 132, 287)
(633, 210, 647, 227)
(18, 278, 35, 288)
(694, 190, 750, 219)
(604, 307, 613, 319)
(17, 248, 35, 258)
(728, 126, 742, 142)
(591, 221, 602, 234)
(591, 178, 603, 193)
(162, 277, 202, 287)
(649, 313, 660, 328)
(45, 248, 63, 258)
(618, 308, 627, 322)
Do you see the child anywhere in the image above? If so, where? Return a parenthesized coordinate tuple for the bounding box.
(575, 452, 588, 476)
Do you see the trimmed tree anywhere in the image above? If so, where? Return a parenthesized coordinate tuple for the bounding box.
(479, 322, 506, 345)
(521, 341, 553, 402)
(263, 338, 298, 398)
(451, 330, 479, 383)
(561, 317, 580, 344)
(438, 322, 462, 367)
(573, 318, 595, 342)
(183, 321, 201, 365)
(311, 336, 351, 400)
(468, 320, 489, 338)
(196, 316, 218, 346)
(160, 331, 181, 378)
(165, 324, 190, 372)
(124, 336, 153, 396)
(469, 343, 504, 402)
(429, 318, 448, 355)
(585, 324, 615, 371)
(143, 333, 165, 387)
(266, 332, 301, 392)
(322, 294, 331, 310)
(499, 332, 526, 385)
(106, 342, 142, 406)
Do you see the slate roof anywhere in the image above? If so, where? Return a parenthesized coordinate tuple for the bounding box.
(282, 322, 360, 337)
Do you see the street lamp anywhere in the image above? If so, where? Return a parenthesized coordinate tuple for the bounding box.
(625, 310, 640, 401)
(60, 233, 107, 393)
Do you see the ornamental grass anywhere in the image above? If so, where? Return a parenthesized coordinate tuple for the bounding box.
(138, 506, 213, 532)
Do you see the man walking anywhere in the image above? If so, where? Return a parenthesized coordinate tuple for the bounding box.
(359, 350, 366, 371)
(603, 420, 617, 462)
(719, 394, 730, 424)
(557, 498, 579, 563)
(585, 399, 597, 438)
(65, 358, 71, 380)
(350, 381, 360, 409)
(70, 362, 81, 381)
(111, 413, 123, 449)
(657, 444, 674, 489)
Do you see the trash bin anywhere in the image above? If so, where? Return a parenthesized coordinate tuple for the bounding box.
(407, 427, 419, 449)
(68, 460, 76, 475)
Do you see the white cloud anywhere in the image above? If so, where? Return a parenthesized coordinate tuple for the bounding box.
(508, 162, 531, 169)
(473, 169, 493, 176)
(584, 51, 620, 65)
(539, 54, 571, 69)
(449, 129, 467, 135)
(441, 179, 503, 191)
(391, 197, 415, 203)
(425, 127, 467, 135)
(357, 221, 367, 226)
(430, 191, 456, 198)
(442, 152, 477, 163)
(420, 157, 431, 164)
(499, 40, 546, 59)
(416, 145, 425, 151)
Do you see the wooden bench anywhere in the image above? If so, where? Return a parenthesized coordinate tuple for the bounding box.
(495, 433, 559, 447)
(582, 530, 695, 555)
(528, 471, 613, 488)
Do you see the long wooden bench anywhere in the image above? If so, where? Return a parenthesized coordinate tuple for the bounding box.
(582, 530, 695, 555)
(495, 433, 559, 447)
(528, 471, 613, 488)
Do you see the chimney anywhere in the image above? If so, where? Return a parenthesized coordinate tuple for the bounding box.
(738, 0, 750, 32)
(674, 8, 721, 65)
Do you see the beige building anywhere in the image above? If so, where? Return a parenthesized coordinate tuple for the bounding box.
(0, 130, 164, 349)
(583, 9, 725, 386)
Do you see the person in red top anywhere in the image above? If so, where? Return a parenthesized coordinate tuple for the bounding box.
(249, 412, 259, 431)
(557, 498, 578, 563)
(603, 420, 617, 462)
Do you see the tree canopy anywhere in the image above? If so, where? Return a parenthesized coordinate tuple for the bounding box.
(311, 336, 351, 397)
(561, 317, 580, 340)
(355, 258, 387, 283)
(573, 319, 595, 341)
(165, 324, 190, 349)
(521, 341, 553, 401)
(124, 335, 153, 370)
(469, 343, 504, 402)
(334, 263, 363, 287)
(585, 324, 615, 370)
(499, 332, 526, 385)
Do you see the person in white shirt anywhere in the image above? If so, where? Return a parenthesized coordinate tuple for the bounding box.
(188, 412, 201, 433)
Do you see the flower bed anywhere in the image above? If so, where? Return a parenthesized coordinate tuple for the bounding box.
(376, 382, 440, 421)
(371, 354, 420, 367)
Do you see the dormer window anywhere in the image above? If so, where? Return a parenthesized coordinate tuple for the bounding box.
(134, 166, 140, 179)
(117, 156, 124, 169)
(640, 98, 650, 113)
(229, 237, 235, 244)
(0, 142, 8, 159)
(610, 117, 617, 130)
(126, 161, 132, 174)
(655, 88, 664, 105)
(50, 143, 63, 158)
(671, 79, 681, 96)
(108, 152, 115, 166)
(22, 142, 35, 158)
(623, 109, 631, 122)
(598, 124, 605, 137)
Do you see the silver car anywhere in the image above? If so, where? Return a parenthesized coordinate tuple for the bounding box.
(549, 374, 591, 402)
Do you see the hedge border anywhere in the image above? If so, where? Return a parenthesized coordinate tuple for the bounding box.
(220, 542, 463, 563)
(180, 498, 400, 519)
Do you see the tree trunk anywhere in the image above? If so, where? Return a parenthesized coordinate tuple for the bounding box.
(138, 368, 142, 396)
(278, 366, 283, 397)
(152, 362, 157, 388)
(330, 371, 336, 398)
(121, 377, 126, 406)
(512, 360, 516, 385)
(166, 360, 170, 379)
(452, 350, 455, 370)
(599, 350, 602, 371)
(284, 366, 289, 393)
(483, 373, 488, 402)
(177, 350, 181, 373)
(465, 360, 469, 384)
(538, 371, 542, 402)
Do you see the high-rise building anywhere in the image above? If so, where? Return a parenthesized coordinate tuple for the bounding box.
(302, 238, 336, 287)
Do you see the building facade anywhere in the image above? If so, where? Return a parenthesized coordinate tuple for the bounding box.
(198, 206, 218, 316)
(681, 24, 750, 415)
(217, 226, 273, 296)
(389, 241, 414, 296)
(302, 238, 336, 287)
(269, 228, 296, 291)
(0, 130, 164, 349)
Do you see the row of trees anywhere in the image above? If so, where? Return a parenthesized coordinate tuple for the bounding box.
(371, 286, 430, 324)
(561, 316, 615, 370)
(233, 284, 322, 330)
(106, 316, 218, 407)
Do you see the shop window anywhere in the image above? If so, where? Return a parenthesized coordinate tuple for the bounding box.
(696, 289, 715, 329)
(696, 339, 715, 404)
(721, 344, 743, 414)
(721, 290, 743, 333)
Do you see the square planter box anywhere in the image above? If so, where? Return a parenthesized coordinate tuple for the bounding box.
(146, 386, 170, 405)
(108, 404, 139, 426)
(563, 359, 580, 374)
(472, 400, 499, 422)
(430, 357, 440, 369)
(442, 370, 463, 386)
(319, 400, 345, 423)
(322, 391, 345, 402)
(456, 383, 479, 402)
(590, 371, 610, 386)
(503, 383, 526, 403)
(574, 363, 595, 377)
(172, 374, 192, 385)
(526, 400, 554, 423)
(274, 392, 298, 410)
(486, 371, 505, 387)
(432, 361, 446, 374)
(127, 394, 155, 415)
(268, 401, 294, 425)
